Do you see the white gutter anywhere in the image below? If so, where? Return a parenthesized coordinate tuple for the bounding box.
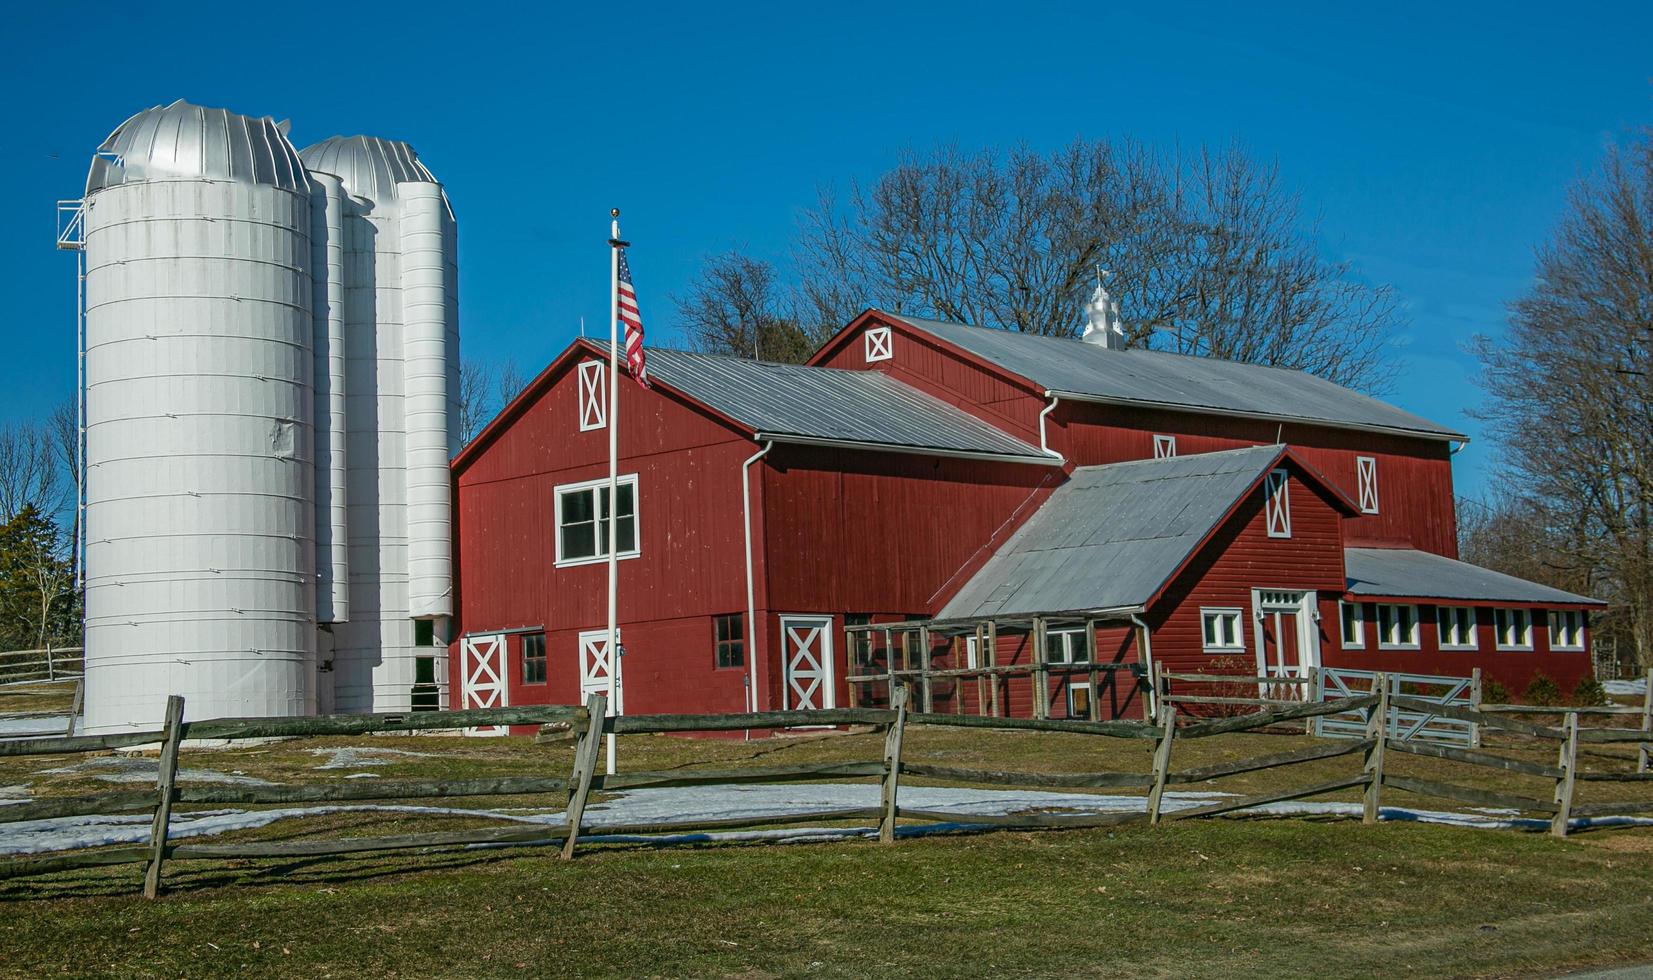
(751, 433, 1062, 467)
(1130, 614, 1158, 721)
(741, 440, 774, 719)
(1038, 392, 1063, 461)
(1044, 389, 1469, 445)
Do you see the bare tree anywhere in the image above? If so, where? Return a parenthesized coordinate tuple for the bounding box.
(457, 358, 493, 447)
(1473, 137, 1653, 667)
(48, 398, 80, 583)
(793, 139, 1400, 392)
(0, 420, 63, 520)
(496, 358, 529, 408)
(674, 251, 816, 363)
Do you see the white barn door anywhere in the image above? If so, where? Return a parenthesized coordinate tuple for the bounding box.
(459, 633, 509, 736)
(781, 616, 835, 710)
(578, 628, 623, 715)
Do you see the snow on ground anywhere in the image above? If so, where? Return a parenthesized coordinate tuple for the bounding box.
(0, 716, 71, 737)
(307, 747, 436, 770)
(1604, 678, 1648, 697)
(35, 756, 274, 787)
(5, 782, 1653, 858)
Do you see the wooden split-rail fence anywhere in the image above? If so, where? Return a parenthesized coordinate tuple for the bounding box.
(0, 672, 1651, 899)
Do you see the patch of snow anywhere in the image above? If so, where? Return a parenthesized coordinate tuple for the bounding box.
(1603, 678, 1648, 697)
(307, 747, 437, 770)
(0, 716, 70, 737)
(35, 756, 275, 787)
(344, 773, 380, 779)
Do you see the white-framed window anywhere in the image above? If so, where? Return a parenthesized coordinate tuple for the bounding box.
(1437, 606, 1477, 650)
(1549, 610, 1586, 651)
(1153, 434, 1177, 459)
(1201, 609, 1245, 651)
(964, 635, 980, 670)
(1339, 601, 1365, 649)
(1066, 681, 1093, 719)
(1045, 627, 1089, 664)
(1375, 603, 1420, 649)
(1495, 608, 1533, 650)
(1264, 469, 1291, 538)
(554, 474, 640, 567)
(1356, 455, 1379, 514)
(577, 360, 606, 431)
(864, 326, 892, 362)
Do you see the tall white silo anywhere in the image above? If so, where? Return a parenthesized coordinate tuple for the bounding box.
(297, 136, 457, 714)
(80, 100, 318, 732)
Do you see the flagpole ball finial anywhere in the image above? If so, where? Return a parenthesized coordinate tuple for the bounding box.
(611, 208, 620, 217)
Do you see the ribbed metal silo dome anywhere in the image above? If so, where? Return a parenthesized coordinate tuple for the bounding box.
(80, 100, 318, 733)
(297, 134, 458, 714)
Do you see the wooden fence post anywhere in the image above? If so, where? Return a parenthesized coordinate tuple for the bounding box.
(1362, 674, 1389, 825)
(1032, 617, 1050, 720)
(879, 685, 910, 843)
(142, 695, 186, 899)
(1638, 668, 1652, 774)
(883, 627, 896, 708)
(1551, 711, 1579, 839)
(918, 625, 934, 714)
(1147, 705, 1178, 824)
(1084, 618, 1101, 722)
(845, 626, 858, 710)
(65, 678, 85, 738)
(559, 693, 608, 860)
(972, 624, 985, 718)
(986, 621, 1000, 717)
(1469, 668, 1484, 749)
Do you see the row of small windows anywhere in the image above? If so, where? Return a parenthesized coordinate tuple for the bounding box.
(1339, 602, 1585, 652)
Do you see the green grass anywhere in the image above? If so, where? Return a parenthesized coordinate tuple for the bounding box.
(3, 723, 1653, 977)
(3, 820, 1653, 978)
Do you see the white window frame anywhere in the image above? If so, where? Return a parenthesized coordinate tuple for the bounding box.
(577, 360, 606, 431)
(1201, 608, 1245, 652)
(554, 474, 641, 568)
(1153, 434, 1177, 459)
(1356, 455, 1379, 514)
(1495, 608, 1534, 651)
(1065, 681, 1092, 719)
(1264, 469, 1291, 538)
(1375, 603, 1420, 650)
(1436, 606, 1478, 650)
(1338, 601, 1365, 649)
(1045, 627, 1088, 665)
(1549, 610, 1587, 652)
(864, 326, 892, 362)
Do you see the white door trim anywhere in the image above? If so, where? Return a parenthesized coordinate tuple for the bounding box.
(780, 615, 835, 711)
(459, 633, 509, 736)
(578, 628, 623, 715)
(1250, 589, 1319, 690)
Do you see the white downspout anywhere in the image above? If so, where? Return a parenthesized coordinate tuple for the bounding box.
(742, 441, 774, 722)
(1038, 393, 1062, 461)
(1130, 613, 1157, 721)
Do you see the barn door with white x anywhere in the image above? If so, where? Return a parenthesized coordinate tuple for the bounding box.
(578, 628, 623, 715)
(459, 633, 509, 736)
(781, 616, 835, 711)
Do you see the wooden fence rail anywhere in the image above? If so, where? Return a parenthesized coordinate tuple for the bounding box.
(1, 682, 1650, 897)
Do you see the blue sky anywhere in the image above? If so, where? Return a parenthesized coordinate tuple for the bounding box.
(2, 1, 1649, 497)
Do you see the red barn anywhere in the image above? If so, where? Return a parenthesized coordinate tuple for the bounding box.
(448, 307, 1603, 726)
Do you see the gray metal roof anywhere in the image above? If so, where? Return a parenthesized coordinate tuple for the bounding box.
(87, 100, 307, 195)
(1345, 548, 1604, 606)
(937, 445, 1286, 620)
(893, 315, 1467, 441)
(642, 347, 1052, 460)
(299, 135, 438, 203)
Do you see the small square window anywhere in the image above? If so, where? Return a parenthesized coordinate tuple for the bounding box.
(1376, 604, 1420, 649)
(1201, 609, 1244, 651)
(864, 326, 893, 362)
(412, 655, 439, 711)
(1437, 607, 1477, 650)
(1548, 610, 1586, 651)
(1066, 682, 1092, 719)
(1495, 608, 1534, 650)
(1045, 628, 1088, 664)
(522, 633, 547, 684)
(714, 613, 744, 668)
(414, 618, 436, 647)
(1339, 601, 1364, 649)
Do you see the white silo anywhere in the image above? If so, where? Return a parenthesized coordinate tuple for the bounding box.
(80, 100, 318, 732)
(297, 136, 457, 714)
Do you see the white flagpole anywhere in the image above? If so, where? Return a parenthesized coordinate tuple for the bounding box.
(606, 209, 621, 776)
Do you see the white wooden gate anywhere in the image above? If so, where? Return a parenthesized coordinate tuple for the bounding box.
(458, 633, 509, 737)
(781, 616, 835, 711)
(578, 629, 623, 715)
(1318, 667, 1475, 746)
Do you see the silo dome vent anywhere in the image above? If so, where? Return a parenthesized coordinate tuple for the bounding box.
(299, 135, 438, 204)
(85, 99, 307, 195)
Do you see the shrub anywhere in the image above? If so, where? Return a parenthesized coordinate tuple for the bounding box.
(1570, 676, 1608, 707)
(1523, 672, 1563, 706)
(1481, 678, 1511, 706)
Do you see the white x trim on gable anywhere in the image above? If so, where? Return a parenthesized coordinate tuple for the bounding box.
(1265, 468, 1292, 538)
(1356, 455, 1379, 514)
(864, 326, 892, 362)
(1154, 434, 1177, 459)
(578, 360, 606, 431)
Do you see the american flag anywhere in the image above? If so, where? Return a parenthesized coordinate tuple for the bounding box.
(617, 249, 651, 388)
